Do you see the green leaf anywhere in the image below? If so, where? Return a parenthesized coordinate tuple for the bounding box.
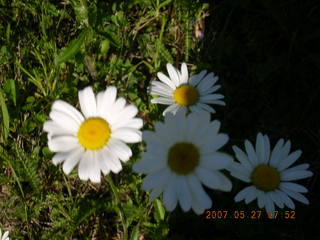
(15, 61, 46, 96)
(130, 225, 140, 240)
(9, 79, 16, 106)
(100, 39, 110, 56)
(54, 30, 88, 65)
(154, 199, 165, 222)
(0, 89, 10, 142)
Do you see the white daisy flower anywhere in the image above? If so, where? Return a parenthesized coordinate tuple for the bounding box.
(133, 110, 233, 214)
(43, 86, 143, 183)
(149, 63, 225, 116)
(230, 133, 313, 215)
(0, 229, 10, 240)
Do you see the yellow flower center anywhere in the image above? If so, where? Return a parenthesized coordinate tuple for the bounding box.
(167, 142, 199, 175)
(77, 117, 111, 150)
(173, 85, 199, 106)
(251, 165, 280, 192)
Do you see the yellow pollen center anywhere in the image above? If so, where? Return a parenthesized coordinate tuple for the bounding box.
(77, 117, 111, 150)
(173, 85, 199, 106)
(251, 165, 280, 192)
(167, 142, 199, 175)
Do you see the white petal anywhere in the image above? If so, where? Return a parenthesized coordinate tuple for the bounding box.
(88, 151, 101, 183)
(245, 140, 259, 166)
(244, 186, 258, 204)
(199, 133, 229, 154)
(199, 93, 224, 103)
(103, 147, 123, 173)
(269, 139, 284, 167)
(256, 189, 266, 209)
(98, 86, 117, 117)
(133, 153, 166, 174)
(49, 110, 79, 133)
(112, 127, 142, 143)
(166, 63, 181, 87)
(189, 104, 203, 113)
(206, 100, 226, 106)
(229, 162, 251, 182)
(97, 149, 110, 175)
(105, 97, 126, 121)
(112, 117, 143, 130)
(180, 63, 189, 84)
(279, 187, 309, 205)
(108, 104, 138, 125)
(271, 140, 291, 168)
(256, 133, 267, 163)
(208, 134, 229, 152)
(43, 120, 75, 136)
(263, 135, 271, 164)
(149, 85, 173, 97)
(277, 150, 302, 171)
(189, 70, 207, 86)
(48, 136, 79, 152)
(176, 175, 192, 211)
(149, 184, 165, 200)
(194, 102, 216, 113)
(150, 80, 175, 93)
(157, 72, 176, 89)
(62, 147, 84, 174)
(200, 84, 221, 96)
(235, 186, 255, 202)
(269, 191, 284, 208)
(280, 182, 308, 193)
(281, 169, 313, 181)
(142, 169, 170, 191)
(52, 151, 72, 165)
(107, 139, 132, 162)
(275, 189, 295, 209)
(163, 104, 180, 116)
(195, 167, 232, 191)
(201, 152, 233, 170)
(151, 96, 174, 105)
(232, 145, 253, 169)
(78, 86, 97, 118)
(163, 174, 178, 211)
(78, 151, 92, 181)
(264, 193, 275, 217)
(197, 73, 218, 93)
(187, 174, 212, 212)
(52, 100, 84, 124)
(195, 167, 221, 190)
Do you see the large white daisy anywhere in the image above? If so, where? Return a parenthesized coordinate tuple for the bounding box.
(43, 86, 143, 183)
(230, 133, 313, 215)
(0, 229, 10, 240)
(133, 110, 233, 214)
(149, 63, 225, 116)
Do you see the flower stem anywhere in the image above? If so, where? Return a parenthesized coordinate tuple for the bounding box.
(106, 175, 128, 239)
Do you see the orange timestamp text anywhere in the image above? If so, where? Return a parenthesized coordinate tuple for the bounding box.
(204, 210, 296, 219)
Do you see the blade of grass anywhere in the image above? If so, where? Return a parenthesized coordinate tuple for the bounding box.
(54, 29, 88, 65)
(0, 89, 9, 141)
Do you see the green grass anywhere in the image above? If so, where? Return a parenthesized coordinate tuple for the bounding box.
(1, 0, 319, 239)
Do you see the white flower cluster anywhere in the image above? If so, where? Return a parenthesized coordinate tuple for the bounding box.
(43, 62, 313, 216)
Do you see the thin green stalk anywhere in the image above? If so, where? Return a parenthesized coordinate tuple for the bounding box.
(106, 175, 128, 240)
(63, 174, 73, 202)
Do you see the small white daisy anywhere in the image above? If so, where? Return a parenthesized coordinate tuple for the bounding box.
(149, 63, 225, 116)
(230, 133, 313, 215)
(43, 86, 143, 183)
(0, 229, 10, 240)
(133, 110, 233, 214)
